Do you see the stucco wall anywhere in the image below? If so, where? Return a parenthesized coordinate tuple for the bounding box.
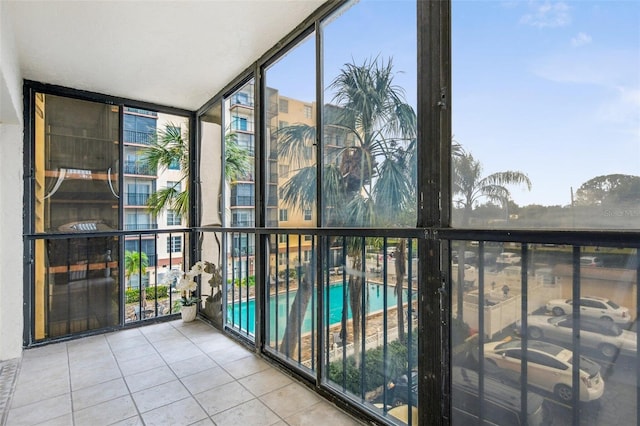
(0, 0, 25, 361)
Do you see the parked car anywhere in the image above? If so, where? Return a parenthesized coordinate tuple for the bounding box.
(387, 405, 418, 425)
(581, 256, 603, 267)
(546, 296, 632, 325)
(452, 367, 548, 426)
(515, 314, 637, 358)
(385, 368, 548, 425)
(496, 252, 521, 265)
(482, 339, 605, 402)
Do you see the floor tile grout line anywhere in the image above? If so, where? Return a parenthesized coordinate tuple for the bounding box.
(65, 342, 76, 426)
(0, 358, 21, 426)
(169, 320, 291, 426)
(168, 320, 222, 424)
(4, 320, 362, 426)
(106, 327, 164, 426)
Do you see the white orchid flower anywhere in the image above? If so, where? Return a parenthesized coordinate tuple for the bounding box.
(177, 273, 196, 292)
(190, 261, 206, 275)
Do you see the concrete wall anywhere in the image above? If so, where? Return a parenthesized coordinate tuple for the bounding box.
(0, 0, 25, 361)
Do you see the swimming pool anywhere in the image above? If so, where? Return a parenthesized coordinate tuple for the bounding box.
(227, 282, 414, 340)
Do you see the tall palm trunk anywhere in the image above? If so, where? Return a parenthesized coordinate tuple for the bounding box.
(280, 262, 313, 357)
(348, 258, 364, 367)
(395, 239, 407, 343)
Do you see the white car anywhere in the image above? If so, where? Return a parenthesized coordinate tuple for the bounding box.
(516, 314, 637, 358)
(546, 296, 632, 325)
(496, 252, 521, 265)
(581, 256, 603, 267)
(483, 339, 605, 402)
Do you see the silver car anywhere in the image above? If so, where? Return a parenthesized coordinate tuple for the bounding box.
(516, 315, 637, 358)
(483, 339, 605, 403)
(546, 296, 632, 325)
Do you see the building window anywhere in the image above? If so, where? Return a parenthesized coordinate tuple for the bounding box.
(278, 234, 287, 244)
(167, 210, 181, 226)
(234, 92, 250, 106)
(232, 211, 252, 227)
(304, 235, 312, 242)
(278, 120, 289, 129)
(167, 236, 182, 253)
(304, 209, 312, 221)
(279, 99, 289, 113)
(279, 209, 288, 222)
(168, 158, 180, 170)
(232, 116, 248, 131)
(304, 105, 312, 119)
(123, 113, 157, 145)
(167, 181, 182, 192)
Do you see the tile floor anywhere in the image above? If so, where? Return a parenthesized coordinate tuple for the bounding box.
(3, 320, 364, 426)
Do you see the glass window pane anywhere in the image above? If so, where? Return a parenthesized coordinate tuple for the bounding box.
(126, 110, 189, 231)
(322, 0, 417, 228)
(264, 34, 317, 228)
(452, 240, 637, 425)
(263, 32, 318, 370)
(34, 94, 119, 233)
(40, 236, 119, 338)
(226, 80, 255, 228)
(452, 0, 640, 229)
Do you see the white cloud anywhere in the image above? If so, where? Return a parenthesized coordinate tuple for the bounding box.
(531, 51, 640, 137)
(597, 87, 640, 137)
(571, 32, 592, 47)
(520, 1, 571, 28)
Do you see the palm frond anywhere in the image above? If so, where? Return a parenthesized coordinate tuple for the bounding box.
(146, 186, 181, 217)
(373, 155, 413, 222)
(225, 132, 251, 181)
(345, 195, 374, 227)
(276, 124, 316, 169)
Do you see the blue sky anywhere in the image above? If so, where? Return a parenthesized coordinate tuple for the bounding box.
(266, 0, 639, 207)
(452, 0, 640, 207)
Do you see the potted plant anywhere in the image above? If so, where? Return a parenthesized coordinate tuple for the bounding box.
(175, 270, 200, 322)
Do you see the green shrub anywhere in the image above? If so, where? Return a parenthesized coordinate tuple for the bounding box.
(125, 288, 139, 304)
(146, 285, 169, 300)
(125, 285, 169, 304)
(228, 276, 256, 287)
(328, 337, 418, 395)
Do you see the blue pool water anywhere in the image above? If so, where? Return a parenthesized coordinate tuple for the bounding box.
(227, 282, 413, 340)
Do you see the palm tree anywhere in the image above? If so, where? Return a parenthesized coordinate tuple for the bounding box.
(124, 250, 148, 289)
(453, 151, 532, 226)
(144, 124, 250, 218)
(277, 57, 417, 365)
(452, 151, 531, 322)
(144, 124, 190, 218)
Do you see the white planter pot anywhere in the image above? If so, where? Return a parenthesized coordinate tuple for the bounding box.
(181, 304, 197, 322)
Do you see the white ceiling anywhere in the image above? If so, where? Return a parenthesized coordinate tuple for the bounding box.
(6, 0, 326, 111)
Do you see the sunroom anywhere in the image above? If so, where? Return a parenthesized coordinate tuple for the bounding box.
(1, 0, 639, 425)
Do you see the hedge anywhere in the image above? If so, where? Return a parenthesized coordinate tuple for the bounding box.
(328, 336, 418, 396)
(125, 285, 169, 304)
